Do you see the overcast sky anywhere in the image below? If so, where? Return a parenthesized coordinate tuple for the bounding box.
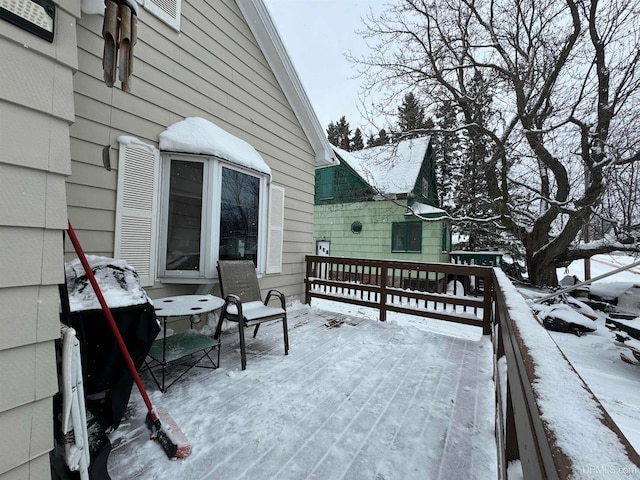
(263, 0, 390, 137)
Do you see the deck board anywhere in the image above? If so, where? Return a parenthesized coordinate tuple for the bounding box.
(107, 306, 497, 479)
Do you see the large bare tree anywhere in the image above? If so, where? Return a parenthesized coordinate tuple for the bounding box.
(354, 0, 640, 285)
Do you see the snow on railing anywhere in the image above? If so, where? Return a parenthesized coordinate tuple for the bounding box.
(493, 269, 640, 479)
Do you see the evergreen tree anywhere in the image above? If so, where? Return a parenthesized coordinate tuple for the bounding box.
(397, 92, 430, 137)
(437, 72, 521, 261)
(326, 116, 352, 148)
(433, 99, 460, 210)
(376, 128, 389, 146)
(457, 72, 495, 252)
(351, 128, 365, 151)
(326, 121, 339, 146)
(363, 128, 395, 148)
(431, 78, 524, 264)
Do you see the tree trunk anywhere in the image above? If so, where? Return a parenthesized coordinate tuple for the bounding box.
(526, 257, 558, 287)
(524, 231, 559, 287)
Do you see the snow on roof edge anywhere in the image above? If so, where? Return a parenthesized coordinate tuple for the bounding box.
(408, 202, 447, 217)
(332, 137, 431, 194)
(117, 136, 155, 151)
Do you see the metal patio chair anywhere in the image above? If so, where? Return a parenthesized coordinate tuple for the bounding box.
(215, 260, 289, 370)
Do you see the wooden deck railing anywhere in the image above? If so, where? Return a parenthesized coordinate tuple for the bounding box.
(304, 255, 640, 479)
(304, 255, 493, 335)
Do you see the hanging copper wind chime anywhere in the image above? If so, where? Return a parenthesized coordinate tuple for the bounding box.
(101, 0, 137, 91)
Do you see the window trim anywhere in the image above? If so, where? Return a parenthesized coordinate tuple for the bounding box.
(391, 221, 423, 253)
(157, 152, 269, 281)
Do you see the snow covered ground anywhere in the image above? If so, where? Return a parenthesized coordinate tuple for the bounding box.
(547, 254, 640, 452)
(512, 253, 640, 454)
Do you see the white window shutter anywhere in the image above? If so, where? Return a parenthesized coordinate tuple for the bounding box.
(266, 185, 284, 274)
(115, 140, 159, 287)
(144, 0, 181, 30)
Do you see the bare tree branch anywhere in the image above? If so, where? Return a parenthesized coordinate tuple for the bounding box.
(352, 0, 640, 285)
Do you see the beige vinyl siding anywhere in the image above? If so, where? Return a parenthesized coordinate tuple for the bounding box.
(0, 0, 79, 477)
(0, 43, 74, 118)
(0, 286, 61, 351)
(0, 228, 65, 288)
(65, 183, 116, 212)
(0, 343, 58, 411)
(0, 399, 55, 477)
(0, 103, 72, 174)
(69, 0, 316, 299)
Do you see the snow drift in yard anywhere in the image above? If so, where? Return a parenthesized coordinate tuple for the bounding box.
(494, 269, 637, 477)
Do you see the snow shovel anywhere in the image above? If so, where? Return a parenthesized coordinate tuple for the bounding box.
(66, 221, 191, 459)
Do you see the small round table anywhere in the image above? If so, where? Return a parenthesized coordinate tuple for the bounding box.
(153, 294, 224, 321)
(146, 294, 225, 392)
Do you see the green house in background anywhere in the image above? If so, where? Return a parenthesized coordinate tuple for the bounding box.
(314, 137, 451, 263)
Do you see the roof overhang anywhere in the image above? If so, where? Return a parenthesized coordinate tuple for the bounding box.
(237, 0, 337, 167)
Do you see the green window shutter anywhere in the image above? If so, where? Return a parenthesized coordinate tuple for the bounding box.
(266, 184, 285, 274)
(441, 223, 449, 253)
(115, 140, 159, 287)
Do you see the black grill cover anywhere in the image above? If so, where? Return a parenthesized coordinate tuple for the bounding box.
(62, 302, 159, 430)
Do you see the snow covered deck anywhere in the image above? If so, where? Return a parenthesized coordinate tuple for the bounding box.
(107, 305, 497, 479)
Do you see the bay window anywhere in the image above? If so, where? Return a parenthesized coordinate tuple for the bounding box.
(159, 153, 268, 280)
(219, 167, 260, 263)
